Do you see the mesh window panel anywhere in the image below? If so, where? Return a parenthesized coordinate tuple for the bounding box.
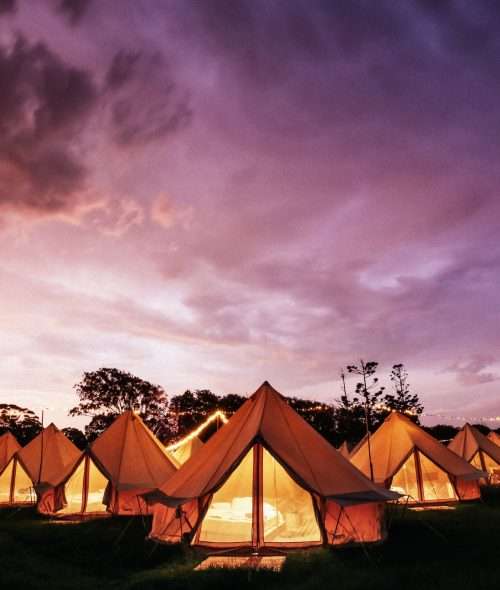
(60, 460, 86, 514)
(262, 448, 321, 543)
(12, 463, 33, 502)
(481, 452, 500, 484)
(390, 453, 420, 501)
(419, 453, 455, 501)
(0, 461, 13, 502)
(85, 460, 108, 513)
(198, 450, 254, 543)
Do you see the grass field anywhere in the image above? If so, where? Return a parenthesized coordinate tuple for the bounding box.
(1, 489, 499, 590)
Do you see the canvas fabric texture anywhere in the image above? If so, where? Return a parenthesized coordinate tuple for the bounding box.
(171, 437, 204, 465)
(487, 432, 500, 446)
(0, 432, 20, 472)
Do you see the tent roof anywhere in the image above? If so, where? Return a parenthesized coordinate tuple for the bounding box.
(448, 424, 500, 465)
(337, 440, 353, 459)
(171, 436, 204, 465)
(487, 431, 500, 446)
(0, 431, 21, 472)
(351, 412, 484, 482)
(16, 424, 80, 486)
(89, 410, 179, 489)
(151, 381, 397, 507)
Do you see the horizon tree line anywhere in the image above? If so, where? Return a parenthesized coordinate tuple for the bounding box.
(0, 363, 496, 449)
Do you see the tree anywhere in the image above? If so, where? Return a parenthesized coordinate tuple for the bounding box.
(168, 389, 238, 442)
(347, 360, 385, 480)
(70, 368, 173, 442)
(335, 369, 366, 444)
(382, 364, 423, 423)
(422, 424, 459, 443)
(288, 397, 337, 446)
(0, 404, 42, 445)
(61, 427, 87, 450)
(218, 393, 246, 415)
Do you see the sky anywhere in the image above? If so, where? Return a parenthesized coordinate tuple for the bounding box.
(0, 0, 499, 430)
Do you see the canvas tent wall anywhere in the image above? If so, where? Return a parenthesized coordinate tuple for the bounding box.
(147, 382, 398, 552)
(0, 432, 20, 472)
(171, 436, 204, 465)
(1, 424, 80, 506)
(0, 432, 24, 504)
(350, 412, 485, 504)
(487, 431, 500, 446)
(39, 410, 179, 517)
(448, 424, 500, 485)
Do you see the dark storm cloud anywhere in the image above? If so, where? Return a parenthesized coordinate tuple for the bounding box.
(105, 50, 141, 90)
(0, 0, 15, 14)
(0, 33, 192, 217)
(0, 36, 97, 215)
(56, 0, 91, 25)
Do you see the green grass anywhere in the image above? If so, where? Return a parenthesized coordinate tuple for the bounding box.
(1, 489, 499, 589)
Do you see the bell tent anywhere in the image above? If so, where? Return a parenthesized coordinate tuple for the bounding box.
(0, 431, 20, 472)
(1, 424, 80, 506)
(0, 432, 23, 503)
(350, 411, 485, 504)
(39, 410, 179, 517)
(448, 424, 500, 485)
(487, 431, 500, 447)
(147, 381, 398, 552)
(337, 441, 353, 459)
(171, 436, 204, 465)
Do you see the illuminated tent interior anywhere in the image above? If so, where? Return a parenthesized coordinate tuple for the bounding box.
(0, 432, 24, 504)
(171, 436, 204, 465)
(487, 431, 500, 447)
(39, 410, 179, 517)
(337, 441, 353, 459)
(0, 431, 20, 472)
(1, 424, 80, 506)
(350, 412, 485, 504)
(448, 424, 500, 485)
(147, 381, 398, 552)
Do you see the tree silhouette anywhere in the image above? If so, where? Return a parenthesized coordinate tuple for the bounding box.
(0, 403, 42, 445)
(61, 427, 87, 450)
(347, 360, 385, 480)
(70, 368, 173, 441)
(383, 363, 423, 422)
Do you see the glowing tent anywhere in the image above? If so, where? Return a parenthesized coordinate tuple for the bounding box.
(487, 431, 500, 446)
(171, 436, 204, 465)
(39, 410, 179, 517)
(448, 424, 500, 485)
(0, 432, 20, 472)
(1, 424, 80, 506)
(350, 412, 485, 504)
(0, 432, 23, 503)
(147, 382, 398, 552)
(337, 441, 353, 459)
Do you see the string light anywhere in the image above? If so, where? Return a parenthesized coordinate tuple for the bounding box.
(165, 410, 228, 451)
